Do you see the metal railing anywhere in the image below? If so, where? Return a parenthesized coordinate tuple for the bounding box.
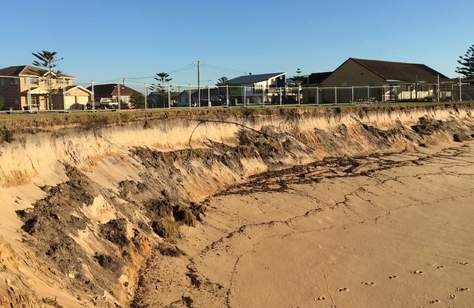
(1, 74, 473, 114)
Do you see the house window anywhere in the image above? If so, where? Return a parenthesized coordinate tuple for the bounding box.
(30, 78, 39, 85)
(31, 96, 40, 107)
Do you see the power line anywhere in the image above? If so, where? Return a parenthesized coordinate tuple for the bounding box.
(202, 63, 247, 75)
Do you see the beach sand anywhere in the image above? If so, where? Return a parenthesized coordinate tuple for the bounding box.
(134, 142, 474, 308)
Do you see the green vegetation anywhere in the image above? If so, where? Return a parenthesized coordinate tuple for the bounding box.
(216, 76, 229, 86)
(32, 50, 63, 73)
(456, 44, 474, 78)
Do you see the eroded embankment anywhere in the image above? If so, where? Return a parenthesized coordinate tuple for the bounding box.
(0, 104, 473, 307)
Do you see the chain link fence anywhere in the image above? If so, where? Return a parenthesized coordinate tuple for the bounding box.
(1, 74, 473, 113)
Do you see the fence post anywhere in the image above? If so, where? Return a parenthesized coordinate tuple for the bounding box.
(26, 77, 32, 112)
(198, 88, 201, 108)
(168, 85, 171, 109)
(459, 77, 462, 103)
(206, 86, 210, 107)
(226, 85, 229, 107)
(298, 86, 302, 105)
(62, 79, 66, 111)
(91, 80, 95, 111)
(334, 87, 338, 104)
(144, 84, 148, 110)
(351, 86, 354, 103)
(316, 87, 319, 104)
(367, 86, 370, 102)
(243, 86, 247, 107)
(261, 86, 265, 105)
(188, 86, 192, 108)
(437, 75, 440, 103)
(279, 88, 282, 106)
(117, 81, 121, 110)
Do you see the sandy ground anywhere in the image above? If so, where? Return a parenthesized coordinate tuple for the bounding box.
(135, 142, 474, 308)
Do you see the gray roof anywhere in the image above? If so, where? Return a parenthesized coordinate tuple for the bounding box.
(227, 72, 285, 85)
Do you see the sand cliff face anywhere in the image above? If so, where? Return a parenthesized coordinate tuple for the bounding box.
(0, 104, 473, 307)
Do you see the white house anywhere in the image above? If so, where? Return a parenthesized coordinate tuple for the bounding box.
(227, 72, 286, 104)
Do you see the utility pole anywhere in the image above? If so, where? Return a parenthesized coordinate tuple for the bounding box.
(197, 60, 201, 107)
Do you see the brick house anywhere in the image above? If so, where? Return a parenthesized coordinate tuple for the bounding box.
(87, 83, 143, 108)
(0, 65, 92, 111)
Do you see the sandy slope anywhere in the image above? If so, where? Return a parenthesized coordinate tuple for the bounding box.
(135, 142, 474, 308)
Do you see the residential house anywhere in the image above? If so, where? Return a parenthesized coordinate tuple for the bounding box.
(87, 83, 143, 108)
(318, 58, 451, 103)
(175, 87, 223, 107)
(453, 77, 474, 101)
(227, 72, 286, 104)
(301, 72, 333, 103)
(302, 72, 333, 87)
(0, 65, 91, 111)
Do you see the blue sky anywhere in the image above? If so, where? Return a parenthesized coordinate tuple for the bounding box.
(2, 0, 473, 86)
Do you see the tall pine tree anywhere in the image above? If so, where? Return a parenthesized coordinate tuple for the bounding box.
(456, 44, 474, 78)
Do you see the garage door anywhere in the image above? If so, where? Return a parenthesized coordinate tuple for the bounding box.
(76, 96, 89, 104)
(64, 96, 76, 109)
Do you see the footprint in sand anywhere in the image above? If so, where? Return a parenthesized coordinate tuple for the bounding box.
(361, 281, 376, 286)
(429, 299, 441, 304)
(411, 270, 424, 275)
(449, 294, 456, 300)
(315, 296, 326, 301)
(455, 287, 470, 292)
(433, 264, 444, 270)
(457, 261, 469, 266)
(337, 287, 349, 292)
(388, 275, 399, 280)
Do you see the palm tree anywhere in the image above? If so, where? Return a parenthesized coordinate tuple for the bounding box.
(32, 50, 63, 110)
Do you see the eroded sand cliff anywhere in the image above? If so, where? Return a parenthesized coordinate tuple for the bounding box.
(0, 104, 473, 307)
